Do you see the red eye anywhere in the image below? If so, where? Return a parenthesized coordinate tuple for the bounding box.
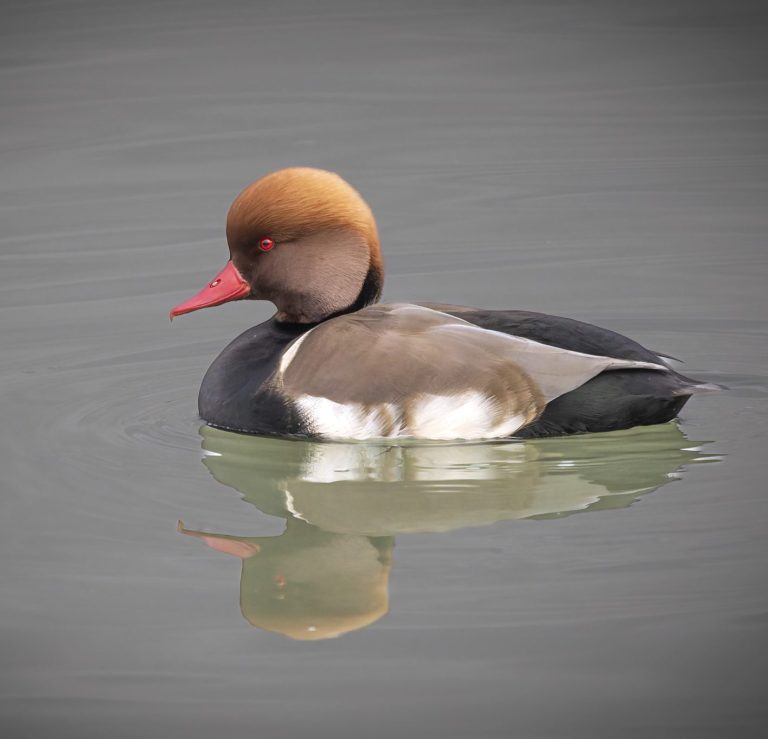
(258, 238, 274, 252)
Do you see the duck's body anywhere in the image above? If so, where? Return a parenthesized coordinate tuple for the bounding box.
(172, 167, 714, 441)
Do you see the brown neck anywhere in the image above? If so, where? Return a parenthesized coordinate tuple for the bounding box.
(275, 260, 383, 327)
(249, 227, 381, 324)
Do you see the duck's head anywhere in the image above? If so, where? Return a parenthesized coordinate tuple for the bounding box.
(170, 167, 383, 323)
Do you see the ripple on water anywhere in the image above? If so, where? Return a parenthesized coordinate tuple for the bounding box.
(11, 358, 205, 497)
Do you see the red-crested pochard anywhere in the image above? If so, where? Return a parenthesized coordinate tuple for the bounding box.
(170, 167, 716, 440)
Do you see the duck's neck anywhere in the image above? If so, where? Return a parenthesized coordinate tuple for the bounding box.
(330, 261, 383, 317)
(274, 261, 383, 329)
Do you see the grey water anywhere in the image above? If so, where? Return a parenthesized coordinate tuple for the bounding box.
(2, 0, 767, 736)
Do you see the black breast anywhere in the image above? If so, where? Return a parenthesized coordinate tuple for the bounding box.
(198, 318, 312, 436)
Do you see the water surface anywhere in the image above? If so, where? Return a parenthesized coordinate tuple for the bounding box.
(2, 1, 767, 737)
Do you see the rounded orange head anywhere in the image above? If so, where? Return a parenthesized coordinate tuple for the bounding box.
(171, 168, 383, 323)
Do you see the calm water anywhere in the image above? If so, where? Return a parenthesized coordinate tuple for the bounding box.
(2, 1, 767, 736)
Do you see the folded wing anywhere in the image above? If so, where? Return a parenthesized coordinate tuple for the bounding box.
(277, 304, 667, 440)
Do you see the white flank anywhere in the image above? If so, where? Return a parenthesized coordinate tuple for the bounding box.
(411, 392, 490, 439)
(295, 391, 528, 441)
(295, 395, 402, 440)
(410, 391, 526, 440)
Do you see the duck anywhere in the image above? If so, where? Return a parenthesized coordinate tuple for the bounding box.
(170, 167, 716, 441)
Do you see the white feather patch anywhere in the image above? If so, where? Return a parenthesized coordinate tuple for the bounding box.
(294, 391, 528, 441)
(278, 329, 314, 376)
(294, 396, 403, 440)
(410, 391, 526, 440)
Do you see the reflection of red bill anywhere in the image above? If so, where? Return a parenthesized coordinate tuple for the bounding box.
(177, 520, 261, 559)
(169, 260, 250, 319)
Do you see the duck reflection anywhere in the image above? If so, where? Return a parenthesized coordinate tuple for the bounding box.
(179, 423, 717, 639)
(179, 519, 392, 640)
